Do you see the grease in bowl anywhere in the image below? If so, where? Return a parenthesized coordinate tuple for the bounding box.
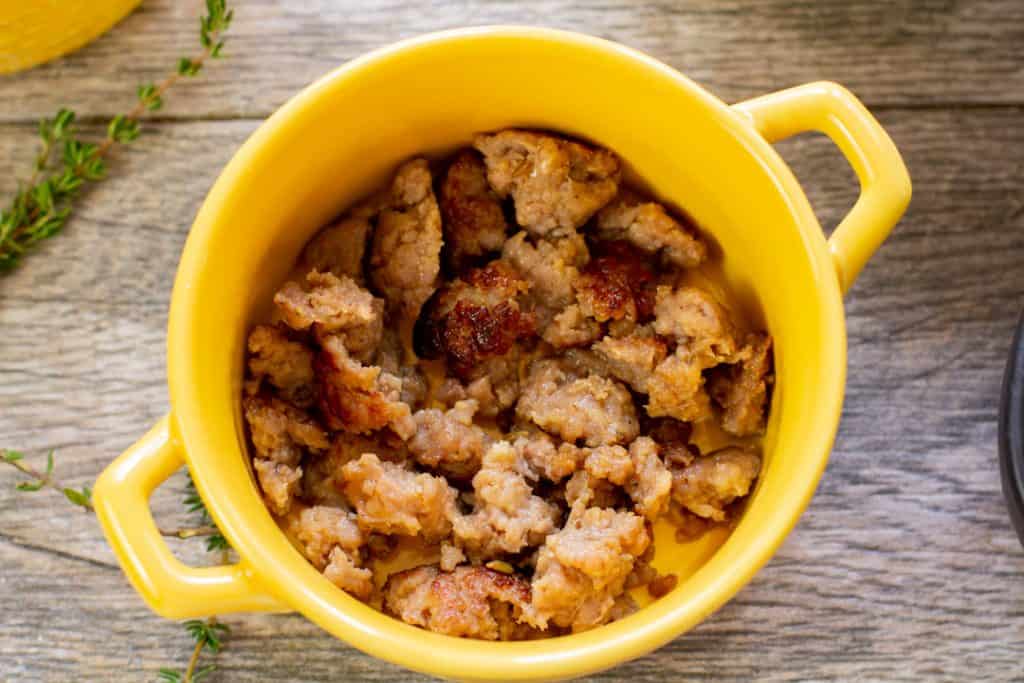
(242, 128, 773, 639)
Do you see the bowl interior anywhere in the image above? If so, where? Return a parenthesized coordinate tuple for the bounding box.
(169, 28, 845, 681)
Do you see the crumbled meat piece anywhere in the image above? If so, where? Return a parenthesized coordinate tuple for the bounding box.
(625, 437, 671, 520)
(246, 324, 316, 407)
(436, 375, 497, 415)
(302, 434, 406, 506)
(301, 451, 349, 507)
(517, 360, 639, 447)
(510, 430, 583, 482)
(440, 150, 508, 269)
(474, 130, 620, 236)
(437, 355, 523, 417)
(595, 193, 706, 268)
(398, 366, 429, 408)
(667, 502, 716, 542)
(671, 447, 761, 521)
(408, 400, 493, 479)
(439, 542, 466, 572)
(645, 348, 714, 423)
(323, 546, 374, 600)
(647, 573, 679, 599)
(341, 453, 457, 539)
(281, 504, 365, 569)
(573, 241, 657, 323)
(365, 533, 400, 562)
(663, 442, 698, 469)
(564, 471, 623, 510)
(643, 416, 693, 449)
(369, 158, 443, 317)
(710, 332, 773, 436)
(609, 317, 651, 339)
(375, 328, 428, 408)
(652, 285, 739, 361)
(254, 459, 302, 516)
(243, 395, 329, 466)
(384, 565, 541, 640)
(275, 270, 380, 334)
(466, 355, 523, 414)
(607, 593, 639, 621)
(453, 442, 561, 558)
(640, 419, 697, 476)
(415, 261, 536, 377)
(624, 552, 658, 589)
(501, 230, 589, 311)
(558, 348, 605, 377)
(531, 507, 650, 631)
(582, 445, 633, 486)
(591, 333, 668, 393)
(301, 215, 372, 284)
(542, 304, 602, 348)
(324, 299, 386, 364)
(315, 336, 415, 439)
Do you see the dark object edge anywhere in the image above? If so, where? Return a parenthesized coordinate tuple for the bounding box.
(999, 310, 1024, 548)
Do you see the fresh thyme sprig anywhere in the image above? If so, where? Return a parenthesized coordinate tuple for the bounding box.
(1, 448, 222, 540)
(3, 449, 235, 679)
(3, 4, 238, 676)
(157, 617, 231, 683)
(184, 474, 230, 552)
(2, 449, 93, 509)
(0, 0, 234, 274)
(160, 476, 233, 682)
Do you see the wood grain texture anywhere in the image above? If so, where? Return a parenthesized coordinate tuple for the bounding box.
(1, 0, 1023, 124)
(2, 2, 1024, 681)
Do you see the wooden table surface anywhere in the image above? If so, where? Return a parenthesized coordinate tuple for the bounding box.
(2, 1, 1023, 680)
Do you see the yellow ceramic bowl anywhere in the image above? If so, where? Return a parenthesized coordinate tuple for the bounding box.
(93, 27, 910, 681)
(0, 0, 140, 74)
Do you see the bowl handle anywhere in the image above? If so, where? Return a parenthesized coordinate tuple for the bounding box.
(93, 415, 287, 618)
(733, 81, 912, 293)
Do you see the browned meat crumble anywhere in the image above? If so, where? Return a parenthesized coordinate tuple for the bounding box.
(242, 130, 773, 640)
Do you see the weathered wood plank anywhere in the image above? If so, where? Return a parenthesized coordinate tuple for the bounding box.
(1, 0, 1023, 124)
(1, 107, 1023, 681)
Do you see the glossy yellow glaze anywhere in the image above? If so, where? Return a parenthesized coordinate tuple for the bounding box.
(0, 0, 139, 74)
(93, 27, 910, 681)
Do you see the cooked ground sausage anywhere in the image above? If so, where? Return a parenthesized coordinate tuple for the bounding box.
(440, 150, 509, 270)
(475, 130, 620, 237)
(301, 214, 372, 285)
(384, 565, 541, 640)
(595, 192, 707, 269)
(243, 395, 329, 465)
(573, 240, 657, 324)
(652, 284, 739, 362)
(246, 324, 316, 407)
(244, 132, 772, 640)
(369, 158, 443, 317)
(531, 507, 650, 631)
(415, 261, 536, 377)
(671, 447, 761, 521)
(315, 335, 415, 438)
(453, 442, 561, 559)
(407, 400, 493, 479)
(517, 360, 639, 447)
(341, 453, 458, 540)
(710, 332, 773, 436)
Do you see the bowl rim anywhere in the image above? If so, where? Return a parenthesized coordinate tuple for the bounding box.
(167, 25, 847, 681)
